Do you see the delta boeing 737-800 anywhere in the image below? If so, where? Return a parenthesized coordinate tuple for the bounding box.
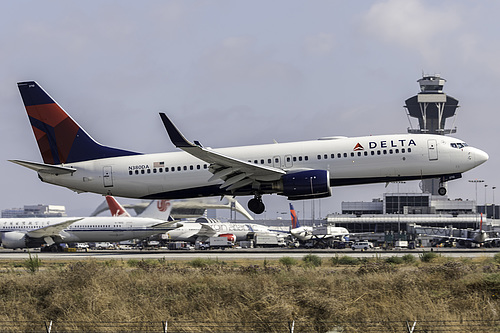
(11, 81, 488, 214)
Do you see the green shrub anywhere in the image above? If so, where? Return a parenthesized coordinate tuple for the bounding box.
(302, 254, 322, 267)
(420, 251, 439, 263)
(493, 252, 500, 264)
(331, 255, 359, 266)
(385, 256, 404, 265)
(279, 256, 298, 269)
(24, 251, 42, 273)
(402, 254, 416, 264)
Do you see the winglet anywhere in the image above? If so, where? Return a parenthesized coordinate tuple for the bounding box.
(159, 113, 199, 148)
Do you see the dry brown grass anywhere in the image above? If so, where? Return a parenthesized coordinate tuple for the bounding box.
(0, 256, 499, 331)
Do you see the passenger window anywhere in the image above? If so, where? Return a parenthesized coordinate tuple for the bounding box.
(190, 165, 193, 170)
(371, 151, 375, 156)
(383, 150, 387, 155)
(299, 156, 302, 161)
(147, 169, 151, 174)
(135, 170, 139, 175)
(262, 159, 265, 164)
(305, 156, 308, 161)
(317, 155, 321, 160)
(177, 166, 181, 171)
(268, 159, 272, 164)
(408, 148, 412, 153)
(129, 171, 133, 175)
(324, 154, 328, 159)
(402, 148, 405, 153)
(343, 153, 347, 158)
(337, 153, 341, 158)
(141, 170, 145, 174)
(254, 160, 258, 164)
(350, 152, 354, 157)
(395, 149, 399, 154)
(357, 152, 361, 157)
(204, 164, 208, 169)
(389, 149, 393, 154)
(197, 165, 200, 169)
(183, 166, 187, 171)
(364, 151, 368, 156)
(293, 157, 297, 162)
(331, 154, 335, 159)
(377, 151, 381, 155)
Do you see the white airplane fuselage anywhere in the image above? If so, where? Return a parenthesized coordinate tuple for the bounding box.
(165, 222, 276, 242)
(36, 134, 487, 200)
(0, 216, 169, 249)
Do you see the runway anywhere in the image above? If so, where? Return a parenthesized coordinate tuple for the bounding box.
(0, 248, 497, 261)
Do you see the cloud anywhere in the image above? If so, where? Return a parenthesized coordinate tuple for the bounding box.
(304, 33, 336, 57)
(362, 0, 460, 61)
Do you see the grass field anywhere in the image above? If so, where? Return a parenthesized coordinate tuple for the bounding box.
(1, 253, 500, 332)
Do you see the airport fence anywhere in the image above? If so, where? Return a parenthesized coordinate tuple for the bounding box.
(1, 319, 499, 332)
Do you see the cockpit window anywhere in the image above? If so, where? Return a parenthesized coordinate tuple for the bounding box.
(451, 142, 468, 149)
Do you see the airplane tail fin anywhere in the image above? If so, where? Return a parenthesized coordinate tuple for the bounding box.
(106, 196, 131, 217)
(289, 203, 300, 229)
(139, 200, 173, 220)
(17, 81, 141, 165)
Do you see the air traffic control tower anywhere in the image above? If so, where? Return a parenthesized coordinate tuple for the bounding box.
(404, 74, 459, 194)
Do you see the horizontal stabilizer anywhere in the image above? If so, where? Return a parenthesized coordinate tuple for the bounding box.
(9, 159, 76, 175)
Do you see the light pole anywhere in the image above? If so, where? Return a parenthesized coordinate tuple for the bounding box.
(493, 186, 496, 219)
(485, 184, 488, 217)
(469, 179, 484, 227)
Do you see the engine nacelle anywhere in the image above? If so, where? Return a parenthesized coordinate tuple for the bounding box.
(2, 231, 28, 249)
(282, 170, 331, 200)
(218, 233, 237, 243)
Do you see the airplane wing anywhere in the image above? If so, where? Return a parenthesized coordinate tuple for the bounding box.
(26, 218, 83, 238)
(197, 224, 218, 237)
(150, 220, 180, 229)
(9, 159, 76, 175)
(160, 113, 286, 192)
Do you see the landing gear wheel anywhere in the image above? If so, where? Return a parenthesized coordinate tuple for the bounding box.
(248, 198, 265, 214)
(438, 187, 447, 196)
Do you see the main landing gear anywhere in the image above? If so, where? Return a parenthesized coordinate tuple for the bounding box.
(248, 195, 265, 214)
(438, 176, 448, 196)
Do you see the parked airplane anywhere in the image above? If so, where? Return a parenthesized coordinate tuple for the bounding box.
(0, 201, 175, 251)
(289, 203, 349, 242)
(162, 217, 279, 243)
(12, 81, 488, 215)
(419, 214, 500, 247)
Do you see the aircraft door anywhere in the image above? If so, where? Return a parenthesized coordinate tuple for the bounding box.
(427, 139, 438, 161)
(284, 155, 293, 168)
(103, 166, 113, 187)
(273, 156, 281, 168)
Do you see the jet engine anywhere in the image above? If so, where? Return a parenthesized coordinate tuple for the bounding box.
(218, 233, 237, 243)
(2, 231, 28, 249)
(1, 231, 44, 249)
(281, 170, 331, 200)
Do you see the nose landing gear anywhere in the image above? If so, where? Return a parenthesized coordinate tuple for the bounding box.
(248, 195, 265, 214)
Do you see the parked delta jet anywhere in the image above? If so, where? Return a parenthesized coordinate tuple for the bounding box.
(11, 81, 488, 215)
(289, 203, 349, 242)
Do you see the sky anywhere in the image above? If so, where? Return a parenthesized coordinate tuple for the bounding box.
(1, 0, 499, 220)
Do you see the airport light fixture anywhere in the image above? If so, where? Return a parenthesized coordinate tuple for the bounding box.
(469, 179, 484, 226)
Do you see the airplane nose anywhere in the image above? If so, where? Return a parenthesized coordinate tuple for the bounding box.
(474, 148, 489, 166)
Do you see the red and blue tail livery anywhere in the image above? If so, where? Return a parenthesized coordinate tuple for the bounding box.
(17, 81, 140, 165)
(289, 203, 300, 229)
